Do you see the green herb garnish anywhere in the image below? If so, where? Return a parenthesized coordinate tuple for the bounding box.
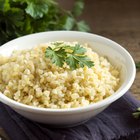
(136, 62, 140, 69)
(45, 43, 94, 70)
(133, 108, 140, 119)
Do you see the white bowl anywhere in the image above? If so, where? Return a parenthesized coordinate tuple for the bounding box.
(0, 31, 136, 126)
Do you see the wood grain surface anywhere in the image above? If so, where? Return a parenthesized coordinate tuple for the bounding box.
(59, 0, 140, 99)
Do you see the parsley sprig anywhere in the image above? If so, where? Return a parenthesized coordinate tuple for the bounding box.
(136, 62, 140, 69)
(45, 43, 94, 70)
(133, 108, 140, 119)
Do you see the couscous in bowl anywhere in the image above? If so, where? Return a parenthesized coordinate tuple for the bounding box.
(0, 31, 136, 126)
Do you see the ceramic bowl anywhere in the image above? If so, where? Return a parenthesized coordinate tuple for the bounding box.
(0, 31, 136, 126)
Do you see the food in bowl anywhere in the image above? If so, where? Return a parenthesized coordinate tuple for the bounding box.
(0, 31, 136, 125)
(0, 41, 120, 109)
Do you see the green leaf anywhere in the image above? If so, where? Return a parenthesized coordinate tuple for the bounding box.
(45, 47, 66, 67)
(76, 21, 90, 32)
(72, 0, 84, 16)
(73, 43, 86, 55)
(66, 55, 77, 70)
(45, 42, 94, 70)
(0, 0, 10, 12)
(25, 0, 49, 19)
(133, 108, 140, 119)
(136, 62, 140, 69)
(74, 55, 94, 68)
(62, 16, 75, 30)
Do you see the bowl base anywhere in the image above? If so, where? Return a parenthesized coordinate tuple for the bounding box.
(42, 119, 89, 128)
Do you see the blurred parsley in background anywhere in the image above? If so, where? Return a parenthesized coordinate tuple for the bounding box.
(0, 0, 90, 45)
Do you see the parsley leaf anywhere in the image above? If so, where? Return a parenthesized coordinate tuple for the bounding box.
(74, 55, 94, 68)
(25, 0, 49, 19)
(45, 47, 66, 67)
(76, 21, 90, 32)
(136, 62, 140, 69)
(66, 55, 78, 70)
(133, 108, 140, 119)
(45, 43, 94, 70)
(72, 0, 84, 17)
(73, 43, 86, 55)
(61, 16, 75, 30)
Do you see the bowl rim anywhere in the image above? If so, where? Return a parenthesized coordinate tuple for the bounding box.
(0, 31, 136, 113)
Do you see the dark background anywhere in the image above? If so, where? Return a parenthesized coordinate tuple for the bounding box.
(58, 0, 140, 99)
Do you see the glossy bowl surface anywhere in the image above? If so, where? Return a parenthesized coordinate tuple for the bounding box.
(0, 31, 136, 126)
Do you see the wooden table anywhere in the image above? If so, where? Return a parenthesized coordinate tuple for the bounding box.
(59, 0, 140, 99)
